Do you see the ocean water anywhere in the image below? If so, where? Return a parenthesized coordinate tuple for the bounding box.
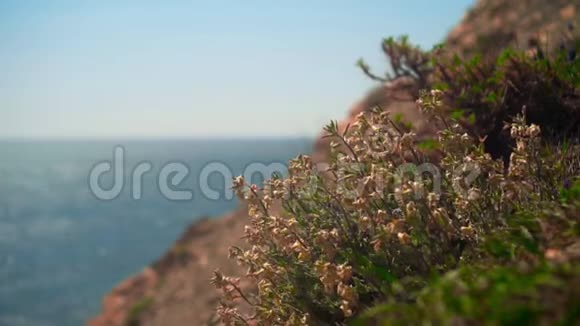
(0, 139, 312, 326)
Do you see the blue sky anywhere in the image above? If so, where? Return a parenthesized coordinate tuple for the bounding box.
(0, 0, 474, 138)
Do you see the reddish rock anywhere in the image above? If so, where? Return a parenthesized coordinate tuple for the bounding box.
(561, 4, 576, 20)
(446, 0, 577, 58)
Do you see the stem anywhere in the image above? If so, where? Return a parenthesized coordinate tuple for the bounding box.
(336, 133, 360, 162)
(232, 283, 254, 306)
(249, 187, 269, 216)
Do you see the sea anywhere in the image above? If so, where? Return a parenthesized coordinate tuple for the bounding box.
(0, 138, 312, 326)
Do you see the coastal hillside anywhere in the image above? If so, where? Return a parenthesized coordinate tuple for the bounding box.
(446, 0, 577, 57)
(89, 1, 578, 325)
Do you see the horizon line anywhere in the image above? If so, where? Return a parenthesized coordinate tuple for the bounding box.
(0, 135, 317, 142)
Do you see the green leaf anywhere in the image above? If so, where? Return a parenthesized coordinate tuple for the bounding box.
(417, 139, 441, 150)
(468, 53, 482, 67)
(353, 252, 396, 284)
(371, 265, 397, 283)
(451, 109, 464, 120)
(393, 113, 404, 123)
(484, 235, 514, 259)
(468, 113, 476, 124)
(453, 54, 462, 67)
(497, 48, 514, 66)
(560, 179, 580, 203)
(432, 42, 445, 51)
(432, 82, 449, 91)
(485, 91, 498, 103)
(383, 36, 394, 46)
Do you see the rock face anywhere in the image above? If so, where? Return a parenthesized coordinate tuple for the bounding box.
(88, 208, 251, 326)
(446, 0, 577, 58)
(88, 1, 577, 325)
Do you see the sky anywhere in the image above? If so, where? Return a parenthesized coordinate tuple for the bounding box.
(0, 0, 474, 139)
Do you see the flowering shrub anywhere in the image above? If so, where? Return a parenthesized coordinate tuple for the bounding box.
(212, 39, 579, 325)
(212, 111, 578, 324)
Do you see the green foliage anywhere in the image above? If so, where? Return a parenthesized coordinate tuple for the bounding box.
(357, 191, 580, 324)
(416, 139, 440, 151)
(125, 297, 153, 326)
(357, 34, 432, 92)
(432, 42, 579, 164)
(357, 262, 580, 325)
(561, 178, 580, 204)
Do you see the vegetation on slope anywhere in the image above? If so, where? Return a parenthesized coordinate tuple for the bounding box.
(212, 32, 579, 325)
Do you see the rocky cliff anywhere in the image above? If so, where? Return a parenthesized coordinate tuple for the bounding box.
(88, 1, 577, 325)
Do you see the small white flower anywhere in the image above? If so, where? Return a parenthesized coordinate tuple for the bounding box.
(527, 124, 541, 138)
(467, 188, 481, 201)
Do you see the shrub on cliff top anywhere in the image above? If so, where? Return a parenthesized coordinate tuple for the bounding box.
(430, 42, 579, 166)
(357, 35, 432, 92)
